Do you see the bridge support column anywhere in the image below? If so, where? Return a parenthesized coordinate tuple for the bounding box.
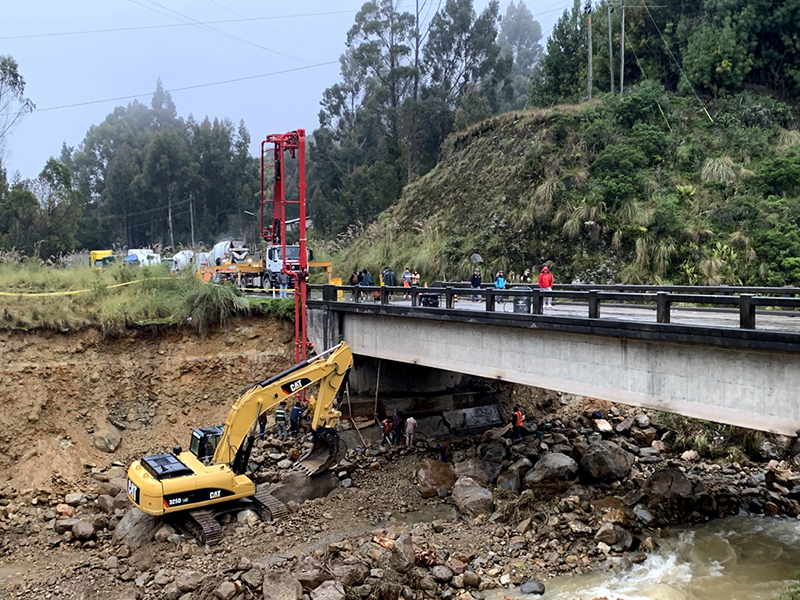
(485, 289, 495, 312)
(531, 290, 543, 315)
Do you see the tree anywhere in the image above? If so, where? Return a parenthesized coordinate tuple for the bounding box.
(0, 56, 34, 157)
(28, 159, 84, 257)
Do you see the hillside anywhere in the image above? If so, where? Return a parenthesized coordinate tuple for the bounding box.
(330, 83, 800, 286)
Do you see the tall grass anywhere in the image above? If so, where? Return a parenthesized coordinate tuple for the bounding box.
(0, 262, 289, 333)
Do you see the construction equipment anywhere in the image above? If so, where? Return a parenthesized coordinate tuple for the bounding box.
(196, 240, 266, 288)
(261, 129, 310, 362)
(126, 342, 353, 543)
(89, 250, 115, 268)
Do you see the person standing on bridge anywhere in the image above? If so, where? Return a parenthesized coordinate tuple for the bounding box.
(277, 270, 290, 298)
(471, 268, 482, 301)
(538, 265, 554, 309)
(402, 268, 413, 300)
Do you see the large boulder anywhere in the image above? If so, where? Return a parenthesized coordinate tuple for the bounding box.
(390, 531, 415, 573)
(292, 557, 333, 590)
(452, 477, 493, 516)
(579, 441, 634, 482)
(454, 458, 502, 486)
(331, 562, 369, 587)
(417, 458, 456, 490)
(477, 442, 507, 463)
(523, 453, 578, 487)
(92, 422, 122, 453)
(311, 581, 345, 600)
(270, 471, 336, 506)
(496, 471, 521, 493)
(112, 508, 159, 548)
(263, 572, 302, 600)
(643, 468, 693, 500)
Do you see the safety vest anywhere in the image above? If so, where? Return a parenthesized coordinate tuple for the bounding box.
(275, 408, 287, 422)
(514, 411, 524, 427)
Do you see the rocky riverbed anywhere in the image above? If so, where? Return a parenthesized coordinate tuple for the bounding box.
(2, 400, 800, 600)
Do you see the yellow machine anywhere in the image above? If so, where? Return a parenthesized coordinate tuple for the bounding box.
(90, 250, 115, 268)
(127, 342, 353, 543)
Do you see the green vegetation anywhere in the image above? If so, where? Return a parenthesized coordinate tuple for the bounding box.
(0, 260, 293, 333)
(329, 85, 800, 285)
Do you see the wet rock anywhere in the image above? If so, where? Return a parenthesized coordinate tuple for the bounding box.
(176, 571, 204, 592)
(431, 565, 454, 583)
(643, 468, 693, 500)
(293, 557, 333, 590)
(520, 581, 545, 595)
(580, 441, 634, 482)
(263, 572, 303, 600)
(765, 501, 780, 516)
(496, 471, 521, 493)
(92, 422, 123, 453)
(454, 458, 502, 486)
(270, 471, 336, 506)
(632, 504, 655, 526)
(71, 520, 95, 541)
(113, 508, 159, 548)
(418, 458, 456, 490)
(390, 531, 415, 573)
(312, 581, 345, 600)
(452, 477, 493, 516)
(594, 522, 619, 545)
(216, 581, 237, 600)
(524, 453, 578, 487)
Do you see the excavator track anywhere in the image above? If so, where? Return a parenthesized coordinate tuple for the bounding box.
(253, 489, 288, 521)
(184, 509, 223, 546)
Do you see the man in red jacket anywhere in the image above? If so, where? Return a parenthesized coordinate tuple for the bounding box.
(538, 265, 554, 309)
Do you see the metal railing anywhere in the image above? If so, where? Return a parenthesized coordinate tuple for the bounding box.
(308, 284, 800, 331)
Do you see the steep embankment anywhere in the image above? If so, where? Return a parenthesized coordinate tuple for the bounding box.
(335, 84, 800, 286)
(0, 317, 294, 491)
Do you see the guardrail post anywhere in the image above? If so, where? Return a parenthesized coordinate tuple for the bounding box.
(656, 292, 671, 324)
(740, 294, 756, 329)
(531, 289, 543, 315)
(485, 288, 495, 312)
(380, 287, 389, 305)
(322, 284, 336, 303)
(411, 288, 419, 307)
(445, 287, 455, 309)
(588, 290, 600, 319)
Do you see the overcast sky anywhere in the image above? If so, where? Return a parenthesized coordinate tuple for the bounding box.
(3, 0, 569, 180)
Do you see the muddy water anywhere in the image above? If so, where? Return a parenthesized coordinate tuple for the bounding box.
(495, 517, 800, 600)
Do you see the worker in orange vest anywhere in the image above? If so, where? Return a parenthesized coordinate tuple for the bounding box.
(512, 406, 525, 442)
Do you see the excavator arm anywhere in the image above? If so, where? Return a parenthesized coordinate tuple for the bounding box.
(212, 342, 352, 472)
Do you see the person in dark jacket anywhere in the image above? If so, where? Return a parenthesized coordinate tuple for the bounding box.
(258, 410, 268, 441)
(361, 269, 374, 286)
(391, 412, 404, 445)
(383, 267, 398, 287)
(470, 268, 481, 301)
(290, 401, 303, 437)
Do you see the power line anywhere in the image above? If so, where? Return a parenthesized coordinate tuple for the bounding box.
(0, 10, 356, 41)
(127, 0, 306, 61)
(0, 62, 337, 118)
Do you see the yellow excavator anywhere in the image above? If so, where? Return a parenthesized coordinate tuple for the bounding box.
(126, 342, 353, 544)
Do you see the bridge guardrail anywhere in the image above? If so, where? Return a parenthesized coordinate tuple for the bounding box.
(308, 284, 800, 331)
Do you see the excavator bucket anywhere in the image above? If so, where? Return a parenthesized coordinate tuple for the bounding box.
(297, 427, 341, 475)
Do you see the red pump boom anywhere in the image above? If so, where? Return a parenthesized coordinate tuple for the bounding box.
(260, 129, 309, 362)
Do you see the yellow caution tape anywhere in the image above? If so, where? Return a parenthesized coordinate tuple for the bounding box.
(0, 277, 179, 297)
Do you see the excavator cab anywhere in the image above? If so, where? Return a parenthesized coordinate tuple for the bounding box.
(190, 426, 224, 462)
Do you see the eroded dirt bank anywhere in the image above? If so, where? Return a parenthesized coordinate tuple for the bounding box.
(0, 317, 295, 492)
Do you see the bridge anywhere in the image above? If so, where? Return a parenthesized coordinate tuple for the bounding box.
(306, 283, 800, 436)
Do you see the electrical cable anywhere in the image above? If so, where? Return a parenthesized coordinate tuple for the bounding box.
(0, 62, 337, 117)
(0, 10, 357, 41)
(128, 0, 306, 61)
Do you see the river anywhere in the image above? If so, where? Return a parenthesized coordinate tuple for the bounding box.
(491, 517, 800, 600)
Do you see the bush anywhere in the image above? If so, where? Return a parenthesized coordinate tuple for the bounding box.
(182, 280, 250, 337)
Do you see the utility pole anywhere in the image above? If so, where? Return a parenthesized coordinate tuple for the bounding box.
(619, 0, 625, 96)
(586, 1, 593, 101)
(189, 193, 195, 248)
(608, 3, 614, 94)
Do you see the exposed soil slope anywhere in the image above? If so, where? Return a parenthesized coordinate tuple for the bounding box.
(0, 317, 294, 492)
